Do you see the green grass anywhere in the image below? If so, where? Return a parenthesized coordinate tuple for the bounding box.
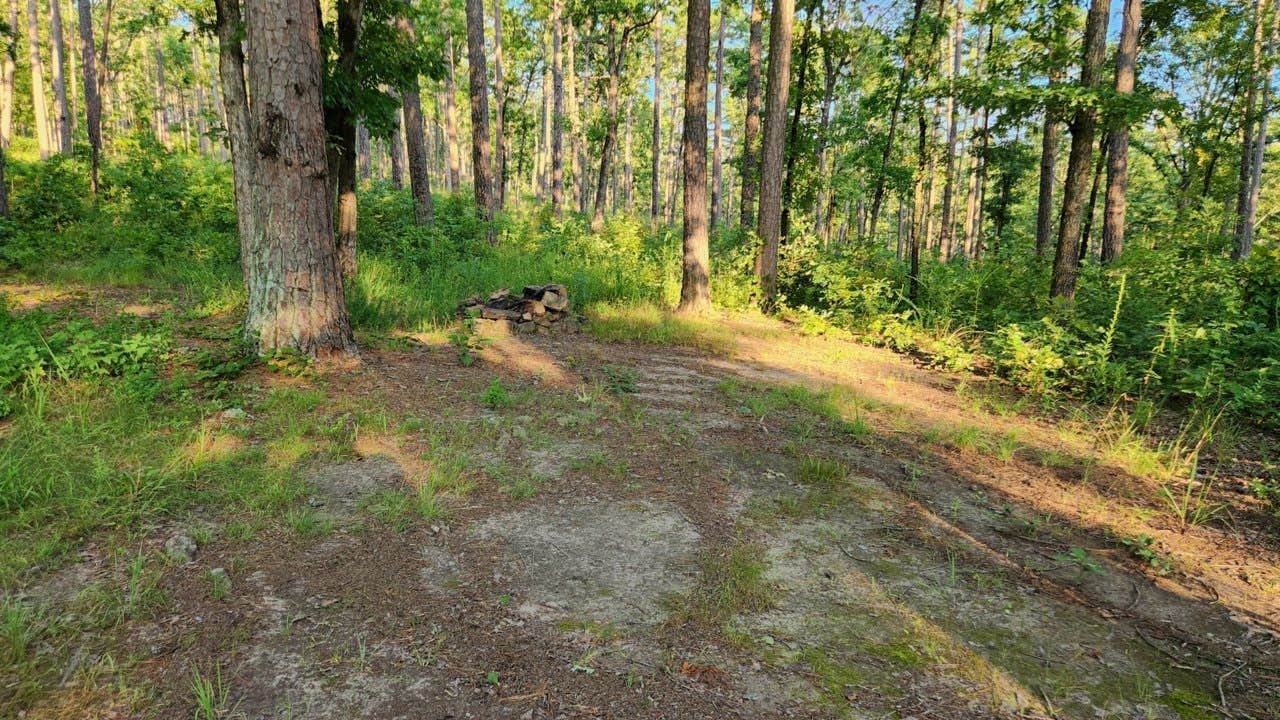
(666, 541, 774, 628)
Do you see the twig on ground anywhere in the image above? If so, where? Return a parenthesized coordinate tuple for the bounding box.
(1216, 661, 1247, 720)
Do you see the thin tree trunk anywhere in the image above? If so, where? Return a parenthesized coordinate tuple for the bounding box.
(399, 17, 433, 224)
(910, 112, 927, 301)
(153, 34, 170, 148)
(938, 0, 964, 257)
(214, 0, 255, 279)
(623, 94, 634, 211)
(739, 0, 763, 228)
(26, 0, 53, 159)
(551, 0, 565, 213)
(493, 0, 505, 209)
(651, 12, 662, 222)
(357, 122, 371, 179)
(49, 0, 72, 152)
(1033, 71, 1062, 257)
(710, 3, 725, 228)
(780, 10, 813, 241)
(757, 0, 795, 305)
(444, 35, 461, 192)
(1, 0, 15, 149)
(567, 17, 582, 210)
(0, 144, 7, 217)
(679, 0, 712, 313)
(1050, 0, 1112, 300)
(867, 0, 925, 241)
(464, 0, 495, 229)
(1236, 0, 1279, 260)
(329, 0, 365, 277)
(192, 44, 208, 155)
(1100, 0, 1142, 263)
(1080, 135, 1109, 260)
(242, 0, 355, 358)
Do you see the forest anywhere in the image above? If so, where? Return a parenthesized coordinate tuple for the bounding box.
(1, 0, 1279, 717)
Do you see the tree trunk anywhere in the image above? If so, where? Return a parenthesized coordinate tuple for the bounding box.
(0, 143, 7, 217)
(867, 0, 925, 241)
(739, 0, 764, 229)
(710, 3, 725, 229)
(464, 0, 495, 229)
(1235, 0, 1279, 260)
(214, 0, 255, 280)
(400, 17, 434, 225)
(910, 112, 927, 302)
(678, 0, 712, 313)
(780, 10, 813, 241)
(1050, 0, 1112, 300)
(241, 0, 356, 358)
(193, 44, 208, 155)
(492, 0, 505, 210)
(592, 26, 622, 231)
(1033, 71, 1061, 257)
(328, 0, 365, 278)
(651, 12, 662, 223)
(623, 94, 634, 211)
(757, 0, 794, 306)
(938, 0, 964, 257)
(49, 0, 72, 152)
(1080, 135, 1109, 260)
(443, 35, 461, 193)
(357, 123, 371, 179)
(26, 0, 53, 159)
(551, 0, 565, 213)
(153, 34, 170, 148)
(567, 17, 582, 211)
(1100, 0, 1142, 263)
(1, 0, 15, 149)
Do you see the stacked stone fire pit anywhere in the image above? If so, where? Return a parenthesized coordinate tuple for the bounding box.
(459, 284, 582, 334)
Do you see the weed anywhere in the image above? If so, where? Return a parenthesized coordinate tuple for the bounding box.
(666, 542, 773, 628)
(285, 507, 333, 538)
(480, 378, 514, 409)
(1120, 534, 1173, 575)
(1052, 546, 1103, 574)
(190, 664, 233, 720)
(601, 364, 639, 394)
(448, 319, 489, 366)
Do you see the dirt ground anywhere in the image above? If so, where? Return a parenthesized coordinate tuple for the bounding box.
(8, 299, 1280, 719)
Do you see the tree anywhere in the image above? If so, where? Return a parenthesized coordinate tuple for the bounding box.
(757, 0, 794, 305)
(1235, 0, 1279, 260)
(866, 0, 925, 241)
(239, 0, 357, 357)
(678, 0, 711, 313)
(399, 17, 434, 225)
(551, 0, 565, 213)
(938, 0, 964, 257)
(464, 0, 495, 227)
(213, 0, 255, 279)
(49, 0, 72, 153)
(26, 0, 53, 159)
(650, 11, 662, 223)
(710, 2, 725, 229)
(1100, 0, 1143, 263)
(739, 0, 763, 228)
(78, 0, 102, 193)
(493, 0, 506, 209)
(1033, 71, 1061, 257)
(328, 0, 365, 278)
(2, 0, 16, 149)
(1050, 0, 1112, 300)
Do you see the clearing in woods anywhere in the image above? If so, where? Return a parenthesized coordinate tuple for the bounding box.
(3, 281, 1279, 720)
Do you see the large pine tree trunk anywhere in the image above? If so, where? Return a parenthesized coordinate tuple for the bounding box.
(650, 13, 662, 223)
(1050, 0, 1112, 300)
(710, 4, 725, 229)
(49, 0, 71, 152)
(550, 0, 565, 213)
(26, 0, 53, 159)
(492, 0, 505, 210)
(214, 0, 255, 280)
(77, 0, 101, 191)
(464, 0, 495, 228)
(1100, 0, 1142, 263)
(757, 0, 794, 305)
(739, 0, 763, 228)
(241, 0, 356, 358)
(678, 0, 711, 313)
(3, 0, 18, 149)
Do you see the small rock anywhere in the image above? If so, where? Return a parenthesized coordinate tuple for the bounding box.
(164, 533, 198, 562)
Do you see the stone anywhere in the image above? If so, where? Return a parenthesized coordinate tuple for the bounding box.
(541, 291, 569, 312)
(164, 532, 198, 562)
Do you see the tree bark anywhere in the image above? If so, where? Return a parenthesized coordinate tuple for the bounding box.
(1, 0, 15, 149)
(464, 0, 495, 229)
(241, 0, 356, 358)
(710, 4, 725, 229)
(493, 0, 505, 209)
(214, 0, 255, 280)
(1100, 0, 1142, 263)
(77, 0, 100, 191)
(1235, 0, 1279, 260)
(757, 0, 794, 306)
(443, 35, 461, 192)
(867, 0, 925, 241)
(0, 143, 7, 217)
(591, 15, 653, 231)
(328, 0, 365, 278)
(780, 11, 813, 241)
(1033, 71, 1061, 257)
(26, 0, 53, 159)
(400, 21, 434, 225)
(1050, 0, 1112, 300)
(938, 0, 964, 257)
(910, 112, 927, 301)
(551, 0, 565, 213)
(679, 0, 712, 313)
(651, 12, 662, 223)
(192, 44, 208, 155)
(739, 0, 764, 228)
(153, 34, 170, 148)
(49, 0, 71, 152)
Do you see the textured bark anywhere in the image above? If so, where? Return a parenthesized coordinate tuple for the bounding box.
(26, 0, 53, 159)
(328, 0, 364, 277)
(1100, 0, 1142, 263)
(443, 36, 461, 192)
(678, 0, 712, 314)
(241, 0, 355, 358)
(867, 0, 925, 241)
(400, 27, 434, 225)
(1033, 73, 1061, 257)
(567, 18, 582, 211)
(739, 0, 763, 228)
(464, 0, 495, 227)
(49, 0, 71, 152)
(550, 0, 564, 213)
(757, 0, 794, 305)
(650, 13, 662, 222)
(780, 12, 813, 241)
(77, 0, 100, 186)
(492, 0, 505, 209)
(710, 4, 725, 229)
(938, 0, 964, 257)
(389, 108, 405, 188)
(1050, 0, 1112, 300)
(1235, 0, 1279, 260)
(3, 0, 19, 149)
(214, 0, 256, 280)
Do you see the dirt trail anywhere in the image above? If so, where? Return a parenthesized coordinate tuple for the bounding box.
(12, 311, 1280, 719)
